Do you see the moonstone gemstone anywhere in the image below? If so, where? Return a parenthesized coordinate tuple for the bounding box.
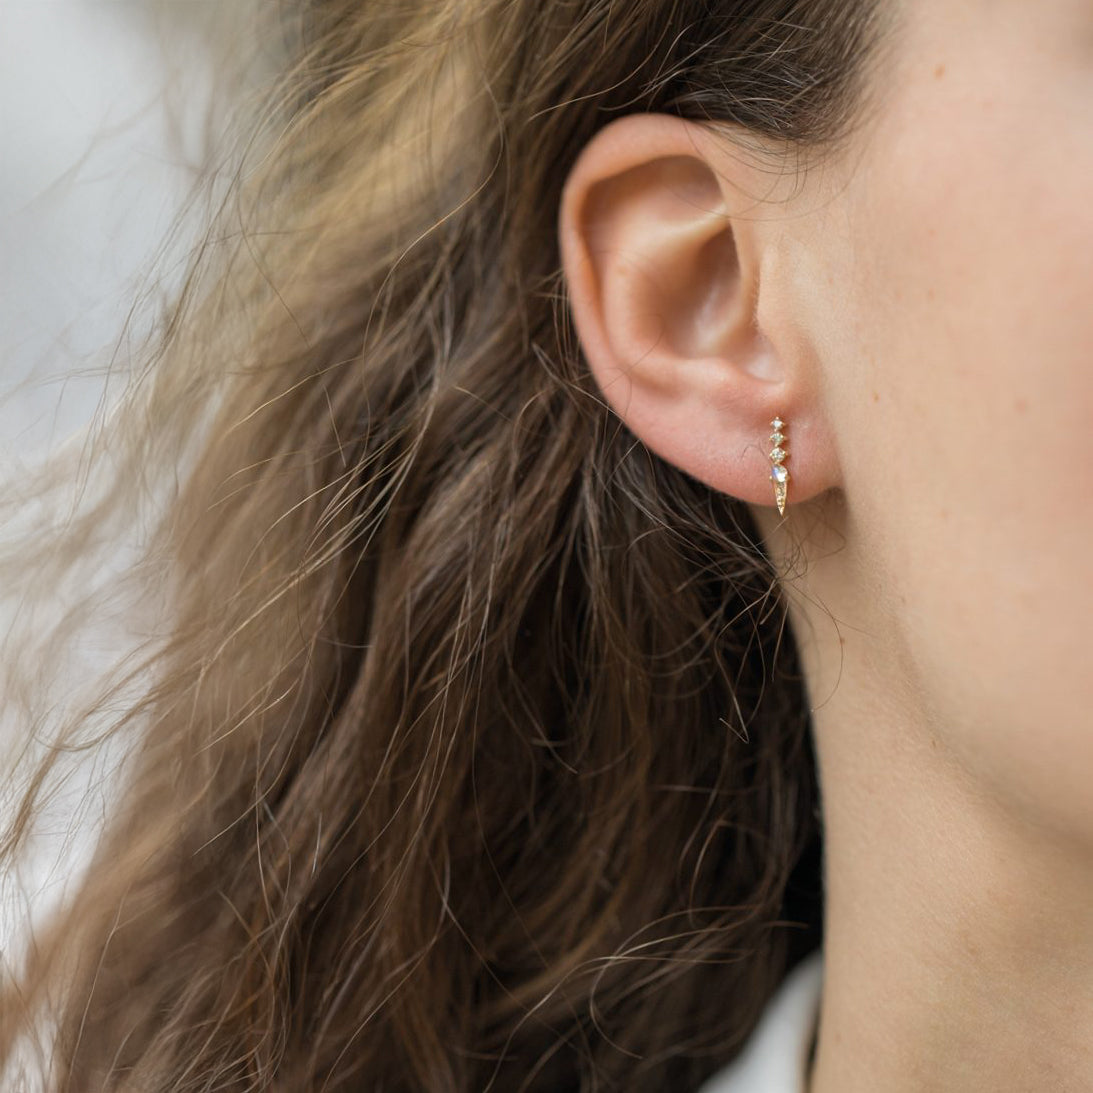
(771, 463, 789, 484)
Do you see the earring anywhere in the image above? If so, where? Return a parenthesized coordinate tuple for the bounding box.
(769, 416, 789, 515)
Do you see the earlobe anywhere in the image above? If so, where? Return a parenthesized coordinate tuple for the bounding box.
(557, 112, 831, 512)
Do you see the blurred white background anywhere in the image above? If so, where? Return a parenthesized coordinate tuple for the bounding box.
(0, 0, 265, 465)
(0, 0, 272, 1006)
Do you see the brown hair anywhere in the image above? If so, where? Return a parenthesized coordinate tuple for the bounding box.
(0, 0, 893, 1088)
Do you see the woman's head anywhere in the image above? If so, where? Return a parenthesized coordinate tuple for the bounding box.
(5, 0, 1085, 1089)
(558, 0, 1093, 857)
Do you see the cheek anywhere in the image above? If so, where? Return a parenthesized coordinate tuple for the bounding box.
(835, 93, 1093, 843)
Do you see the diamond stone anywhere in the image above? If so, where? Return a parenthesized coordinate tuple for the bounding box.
(769, 447, 787, 463)
(771, 417, 784, 430)
(770, 431, 785, 446)
(770, 463, 789, 484)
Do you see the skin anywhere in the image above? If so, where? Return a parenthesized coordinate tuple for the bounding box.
(557, 1, 1093, 1090)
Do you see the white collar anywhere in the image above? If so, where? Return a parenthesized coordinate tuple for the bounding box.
(696, 948, 823, 1093)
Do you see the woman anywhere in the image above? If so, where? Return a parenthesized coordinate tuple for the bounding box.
(2, 0, 1090, 1089)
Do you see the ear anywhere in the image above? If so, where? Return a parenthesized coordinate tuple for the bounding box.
(557, 112, 836, 514)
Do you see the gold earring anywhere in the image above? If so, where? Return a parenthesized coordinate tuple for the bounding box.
(769, 416, 789, 515)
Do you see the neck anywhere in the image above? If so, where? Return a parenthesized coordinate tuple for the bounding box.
(798, 623, 1093, 1093)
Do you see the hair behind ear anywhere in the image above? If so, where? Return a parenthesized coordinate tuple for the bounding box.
(0, 0, 887, 1088)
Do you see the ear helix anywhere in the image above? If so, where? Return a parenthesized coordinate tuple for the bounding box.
(769, 416, 789, 515)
